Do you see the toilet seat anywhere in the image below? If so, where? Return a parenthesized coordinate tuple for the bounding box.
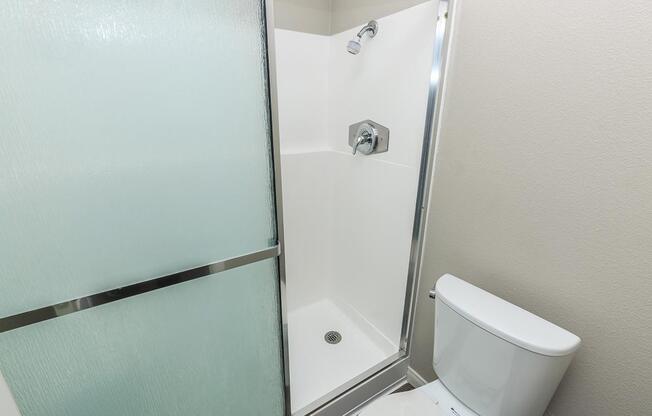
(358, 381, 478, 416)
(358, 388, 441, 416)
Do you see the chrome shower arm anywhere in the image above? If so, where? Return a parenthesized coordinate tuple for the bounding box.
(356, 20, 378, 39)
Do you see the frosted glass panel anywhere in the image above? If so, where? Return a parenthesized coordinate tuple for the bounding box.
(0, 260, 285, 416)
(0, 0, 275, 316)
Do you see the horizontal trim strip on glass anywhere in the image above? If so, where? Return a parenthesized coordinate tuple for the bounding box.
(0, 245, 280, 334)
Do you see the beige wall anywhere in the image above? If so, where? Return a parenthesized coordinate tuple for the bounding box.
(330, 0, 429, 34)
(274, 0, 332, 35)
(274, 0, 430, 35)
(411, 0, 652, 415)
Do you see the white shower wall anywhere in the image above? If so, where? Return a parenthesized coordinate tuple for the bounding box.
(275, 29, 330, 154)
(276, 4, 437, 409)
(277, 0, 437, 345)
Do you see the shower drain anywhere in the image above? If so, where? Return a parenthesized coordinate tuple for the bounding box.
(324, 330, 342, 344)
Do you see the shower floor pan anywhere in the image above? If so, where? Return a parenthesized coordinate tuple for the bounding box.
(288, 298, 397, 414)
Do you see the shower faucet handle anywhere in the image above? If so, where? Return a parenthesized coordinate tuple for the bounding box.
(352, 127, 375, 155)
(349, 120, 390, 156)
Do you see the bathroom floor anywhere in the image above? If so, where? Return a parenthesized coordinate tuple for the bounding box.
(288, 298, 397, 414)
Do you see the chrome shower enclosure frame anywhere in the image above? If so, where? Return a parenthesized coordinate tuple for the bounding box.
(262, 0, 456, 414)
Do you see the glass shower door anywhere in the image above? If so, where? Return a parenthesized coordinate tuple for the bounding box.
(0, 0, 285, 415)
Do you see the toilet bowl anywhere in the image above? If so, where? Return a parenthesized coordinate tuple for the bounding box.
(360, 274, 580, 416)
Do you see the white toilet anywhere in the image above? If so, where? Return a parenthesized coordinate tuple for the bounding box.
(361, 274, 581, 416)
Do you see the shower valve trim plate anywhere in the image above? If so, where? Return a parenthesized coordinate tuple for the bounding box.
(349, 120, 390, 156)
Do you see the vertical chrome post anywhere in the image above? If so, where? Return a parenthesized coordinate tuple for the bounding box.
(400, 0, 455, 355)
(262, 1, 292, 415)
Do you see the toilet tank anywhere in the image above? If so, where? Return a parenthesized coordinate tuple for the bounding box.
(432, 274, 580, 416)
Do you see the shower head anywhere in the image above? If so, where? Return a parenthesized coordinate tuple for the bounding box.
(347, 39, 361, 55)
(346, 20, 378, 55)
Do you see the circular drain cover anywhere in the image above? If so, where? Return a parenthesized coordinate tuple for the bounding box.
(324, 330, 342, 344)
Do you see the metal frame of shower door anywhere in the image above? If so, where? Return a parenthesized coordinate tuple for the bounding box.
(400, 0, 455, 358)
(262, 0, 456, 414)
(262, 1, 292, 415)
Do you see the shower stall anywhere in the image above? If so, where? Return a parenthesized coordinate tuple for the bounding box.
(273, 1, 451, 414)
(0, 0, 452, 415)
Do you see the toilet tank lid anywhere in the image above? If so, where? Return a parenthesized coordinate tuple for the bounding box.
(435, 274, 581, 357)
